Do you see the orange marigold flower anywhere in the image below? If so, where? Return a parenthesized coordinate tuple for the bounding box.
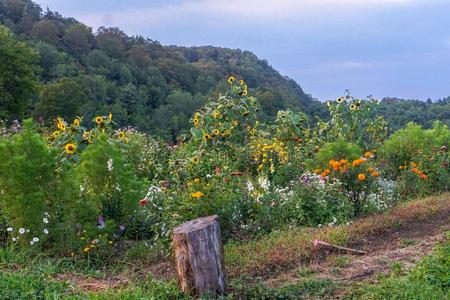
(371, 171, 380, 177)
(352, 158, 365, 167)
(358, 173, 366, 181)
(368, 167, 374, 172)
(420, 173, 428, 180)
(191, 191, 204, 198)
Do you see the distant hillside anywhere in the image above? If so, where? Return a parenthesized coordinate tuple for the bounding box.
(0, 0, 325, 140)
(379, 97, 450, 131)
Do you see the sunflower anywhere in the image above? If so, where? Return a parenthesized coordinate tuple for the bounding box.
(231, 120, 238, 127)
(73, 118, 80, 127)
(326, 101, 331, 107)
(191, 157, 199, 164)
(213, 129, 220, 136)
(350, 104, 357, 110)
(65, 143, 77, 155)
(239, 79, 244, 85)
(117, 131, 126, 140)
(82, 131, 90, 140)
(355, 102, 361, 107)
(52, 131, 60, 138)
(357, 173, 366, 181)
(242, 111, 249, 117)
(57, 122, 66, 131)
(203, 133, 211, 141)
(227, 76, 235, 84)
(336, 97, 344, 103)
(193, 118, 199, 126)
(95, 116, 104, 125)
(242, 89, 248, 96)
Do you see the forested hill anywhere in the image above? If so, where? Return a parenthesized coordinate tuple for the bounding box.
(0, 0, 325, 140)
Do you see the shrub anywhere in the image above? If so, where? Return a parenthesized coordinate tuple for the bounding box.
(314, 140, 362, 169)
(381, 121, 450, 178)
(0, 120, 57, 247)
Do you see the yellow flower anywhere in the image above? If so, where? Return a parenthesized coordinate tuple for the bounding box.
(95, 116, 104, 125)
(239, 79, 244, 85)
(191, 191, 204, 198)
(203, 133, 211, 141)
(82, 131, 90, 140)
(118, 131, 126, 140)
(213, 129, 220, 136)
(108, 241, 113, 245)
(73, 118, 80, 127)
(364, 151, 373, 158)
(108, 113, 113, 122)
(194, 178, 200, 184)
(358, 173, 366, 181)
(336, 97, 344, 103)
(65, 143, 77, 155)
(242, 89, 248, 96)
(326, 101, 331, 107)
(193, 118, 199, 126)
(52, 131, 60, 138)
(57, 122, 66, 131)
(350, 104, 357, 110)
(227, 76, 235, 84)
(83, 247, 90, 252)
(231, 120, 238, 127)
(191, 157, 199, 164)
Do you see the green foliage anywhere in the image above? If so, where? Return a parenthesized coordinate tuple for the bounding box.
(354, 233, 450, 300)
(321, 94, 388, 149)
(0, 120, 55, 239)
(76, 134, 145, 223)
(34, 77, 86, 121)
(228, 277, 336, 300)
(315, 140, 362, 169)
(0, 24, 40, 119)
(380, 121, 450, 178)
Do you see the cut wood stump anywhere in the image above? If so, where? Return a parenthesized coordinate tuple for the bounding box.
(172, 215, 226, 297)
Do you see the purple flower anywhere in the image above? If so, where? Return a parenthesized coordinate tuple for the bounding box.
(119, 224, 125, 231)
(98, 215, 105, 229)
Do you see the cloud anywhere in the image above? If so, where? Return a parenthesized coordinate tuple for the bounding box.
(75, 0, 422, 32)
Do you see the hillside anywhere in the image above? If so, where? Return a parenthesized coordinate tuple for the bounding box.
(0, 0, 325, 140)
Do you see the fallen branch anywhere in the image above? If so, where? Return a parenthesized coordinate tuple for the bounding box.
(313, 240, 366, 255)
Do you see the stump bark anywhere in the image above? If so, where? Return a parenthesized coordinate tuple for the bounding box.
(172, 215, 226, 297)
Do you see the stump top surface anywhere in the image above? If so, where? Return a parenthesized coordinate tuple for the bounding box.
(173, 215, 219, 234)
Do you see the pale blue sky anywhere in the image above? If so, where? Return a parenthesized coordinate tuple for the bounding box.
(35, 0, 450, 101)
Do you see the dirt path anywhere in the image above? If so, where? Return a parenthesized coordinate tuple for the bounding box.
(264, 208, 450, 289)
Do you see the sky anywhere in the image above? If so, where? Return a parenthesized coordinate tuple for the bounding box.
(34, 0, 450, 101)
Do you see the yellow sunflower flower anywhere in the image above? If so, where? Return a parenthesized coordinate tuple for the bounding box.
(213, 129, 220, 136)
(73, 118, 80, 127)
(242, 89, 248, 96)
(203, 133, 211, 141)
(65, 143, 77, 155)
(227, 76, 235, 84)
(95, 116, 104, 125)
(117, 131, 126, 140)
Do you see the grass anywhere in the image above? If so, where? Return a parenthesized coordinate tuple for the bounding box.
(225, 193, 449, 278)
(347, 232, 450, 300)
(0, 193, 448, 299)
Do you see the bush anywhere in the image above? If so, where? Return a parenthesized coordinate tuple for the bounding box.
(314, 140, 362, 169)
(0, 120, 57, 247)
(381, 121, 450, 178)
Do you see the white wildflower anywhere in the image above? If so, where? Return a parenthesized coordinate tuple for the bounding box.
(44, 229, 49, 234)
(19, 228, 25, 234)
(6, 227, 13, 232)
(107, 158, 114, 172)
(43, 217, 49, 224)
(32, 237, 39, 242)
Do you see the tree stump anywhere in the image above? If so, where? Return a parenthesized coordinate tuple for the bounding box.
(172, 215, 226, 297)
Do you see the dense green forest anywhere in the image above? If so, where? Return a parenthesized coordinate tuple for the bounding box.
(0, 0, 449, 140)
